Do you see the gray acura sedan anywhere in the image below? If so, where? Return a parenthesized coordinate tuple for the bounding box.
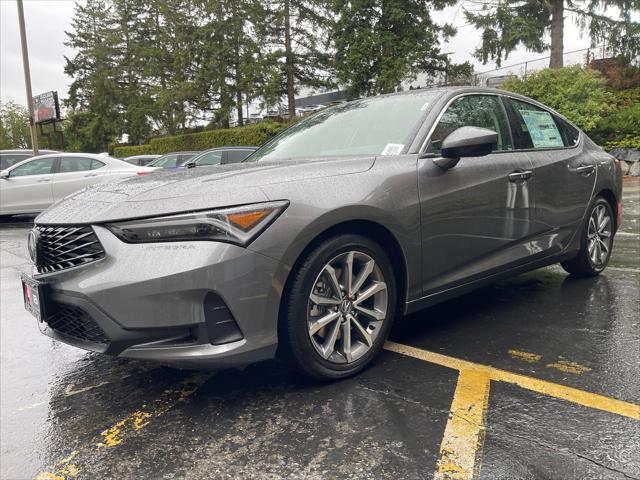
(22, 87, 622, 380)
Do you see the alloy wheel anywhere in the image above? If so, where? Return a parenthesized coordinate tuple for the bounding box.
(307, 251, 388, 364)
(587, 204, 612, 267)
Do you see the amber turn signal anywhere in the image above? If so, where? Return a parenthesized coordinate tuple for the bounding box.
(228, 210, 270, 230)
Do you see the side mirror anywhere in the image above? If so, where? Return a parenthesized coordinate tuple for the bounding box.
(433, 126, 498, 170)
(186, 163, 196, 169)
(0, 170, 9, 179)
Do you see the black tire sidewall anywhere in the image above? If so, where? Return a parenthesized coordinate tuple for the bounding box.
(564, 196, 615, 276)
(284, 234, 397, 380)
(583, 197, 614, 273)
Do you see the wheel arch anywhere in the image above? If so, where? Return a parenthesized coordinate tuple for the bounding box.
(276, 219, 409, 349)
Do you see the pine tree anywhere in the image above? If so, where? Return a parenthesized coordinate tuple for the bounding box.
(464, 0, 640, 68)
(332, 0, 458, 99)
(111, 0, 152, 144)
(262, 0, 334, 118)
(195, 0, 267, 127)
(64, 0, 122, 151)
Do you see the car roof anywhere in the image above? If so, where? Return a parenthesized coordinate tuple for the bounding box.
(0, 149, 58, 154)
(125, 154, 161, 159)
(31, 152, 113, 159)
(157, 151, 199, 156)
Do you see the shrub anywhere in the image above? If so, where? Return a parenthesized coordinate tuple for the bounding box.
(113, 121, 294, 158)
(149, 122, 288, 153)
(501, 66, 615, 132)
(112, 144, 154, 158)
(591, 89, 640, 148)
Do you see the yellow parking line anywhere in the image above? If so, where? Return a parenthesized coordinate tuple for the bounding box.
(35, 373, 210, 480)
(507, 349, 542, 363)
(384, 342, 640, 420)
(435, 370, 490, 480)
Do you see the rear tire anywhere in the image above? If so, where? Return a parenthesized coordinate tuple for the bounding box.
(280, 234, 397, 380)
(561, 196, 614, 277)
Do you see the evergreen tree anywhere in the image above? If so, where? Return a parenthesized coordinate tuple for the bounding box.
(332, 0, 457, 99)
(64, 0, 122, 151)
(196, 0, 267, 127)
(464, 0, 640, 68)
(263, 0, 334, 118)
(111, 0, 152, 144)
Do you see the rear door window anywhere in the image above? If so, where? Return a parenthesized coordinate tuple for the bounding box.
(91, 159, 106, 170)
(504, 98, 567, 149)
(59, 157, 94, 173)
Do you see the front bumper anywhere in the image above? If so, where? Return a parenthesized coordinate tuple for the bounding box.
(34, 225, 282, 368)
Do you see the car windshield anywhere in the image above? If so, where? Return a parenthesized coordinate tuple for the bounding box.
(149, 154, 180, 167)
(246, 91, 440, 162)
(0, 154, 31, 170)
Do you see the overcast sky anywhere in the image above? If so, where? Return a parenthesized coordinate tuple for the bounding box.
(0, 0, 608, 107)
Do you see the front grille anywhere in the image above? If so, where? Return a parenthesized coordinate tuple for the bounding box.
(47, 304, 109, 345)
(35, 225, 105, 274)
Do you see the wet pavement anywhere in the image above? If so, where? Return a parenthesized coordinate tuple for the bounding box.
(1, 179, 639, 480)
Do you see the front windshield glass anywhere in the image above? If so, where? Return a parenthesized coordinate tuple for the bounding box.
(149, 154, 179, 167)
(247, 91, 440, 162)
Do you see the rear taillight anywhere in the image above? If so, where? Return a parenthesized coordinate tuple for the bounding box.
(137, 171, 153, 176)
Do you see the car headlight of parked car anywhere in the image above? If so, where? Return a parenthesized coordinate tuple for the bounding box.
(106, 200, 289, 246)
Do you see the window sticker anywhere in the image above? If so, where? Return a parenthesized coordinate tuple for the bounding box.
(519, 110, 564, 148)
(381, 143, 404, 155)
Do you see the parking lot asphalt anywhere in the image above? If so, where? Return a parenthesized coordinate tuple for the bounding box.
(1, 179, 639, 480)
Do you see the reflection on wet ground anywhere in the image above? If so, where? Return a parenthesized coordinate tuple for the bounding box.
(1, 181, 638, 479)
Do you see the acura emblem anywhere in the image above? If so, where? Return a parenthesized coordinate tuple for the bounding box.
(28, 229, 39, 264)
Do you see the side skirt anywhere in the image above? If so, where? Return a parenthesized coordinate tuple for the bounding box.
(404, 250, 577, 315)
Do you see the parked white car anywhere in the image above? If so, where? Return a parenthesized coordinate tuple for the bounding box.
(0, 153, 158, 216)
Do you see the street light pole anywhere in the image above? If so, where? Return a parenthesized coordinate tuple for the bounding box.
(16, 0, 38, 155)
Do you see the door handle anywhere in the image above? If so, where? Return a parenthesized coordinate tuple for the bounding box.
(508, 170, 533, 182)
(576, 164, 595, 175)
(83, 174, 99, 177)
(37, 179, 51, 183)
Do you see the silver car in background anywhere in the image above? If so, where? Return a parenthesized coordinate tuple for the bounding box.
(1, 153, 158, 217)
(21, 87, 622, 380)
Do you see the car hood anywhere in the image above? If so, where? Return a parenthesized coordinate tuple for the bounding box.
(36, 156, 375, 224)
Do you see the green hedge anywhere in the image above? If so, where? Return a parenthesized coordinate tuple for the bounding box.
(591, 89, 640, 150)
(112, 143, 154, 158)
(113, 121, 289, 158)
(501, 66, 614, 132)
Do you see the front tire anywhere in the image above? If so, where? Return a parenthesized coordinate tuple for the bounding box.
(561, 196, 614, 277)
(281, 234, 397, 380)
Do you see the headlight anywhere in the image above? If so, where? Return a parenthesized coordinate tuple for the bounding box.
(106, 200, 289, 246)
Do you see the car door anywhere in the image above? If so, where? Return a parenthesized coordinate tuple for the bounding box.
(0, 157, 55, 214)
(502, 97, 596, 254)
(52, 157, 106, 201)
(418, 93, 537, 294)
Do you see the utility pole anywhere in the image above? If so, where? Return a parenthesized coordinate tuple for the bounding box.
(17, 0, 38, 155)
